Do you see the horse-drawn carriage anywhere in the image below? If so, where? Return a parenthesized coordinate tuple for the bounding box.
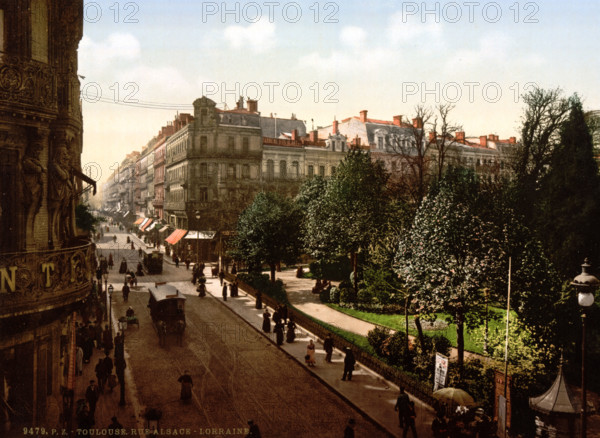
(143, 249, 164, 274)
(147, 283, 186, 346)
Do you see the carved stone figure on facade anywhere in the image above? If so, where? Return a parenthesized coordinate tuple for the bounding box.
(22, 135, 46, 245)
(48, 143, 73, 247)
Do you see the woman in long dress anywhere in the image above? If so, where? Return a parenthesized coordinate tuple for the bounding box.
(306, 339, 316, 367)
(286, 318, 296, 343)
(262, 309, 271, 333)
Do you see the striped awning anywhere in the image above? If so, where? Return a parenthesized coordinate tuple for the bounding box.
(138, 218, 149, 229)
(185, 231, 216, 240)
(165, 229, 187, 245)
(133, 218, 144, 225)
(141, 219, 154, 231)
(145, 222, 157, 232)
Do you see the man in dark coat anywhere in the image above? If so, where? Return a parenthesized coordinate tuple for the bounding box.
(85, 380, 100, 417)
(122, 283, 130, 302)
(95, 358, 107, 392)
(395, 387, 410, 428)
(262, 309, 271, 333)
(222, 282, 228, 301)
(102, 325, 113, 352)
(323, 333, 334, 363)
(274, 321, 284, 346)
(255, 290, 262, 309)
(342, 347, 356, 381)
(178, 371, 193, 403)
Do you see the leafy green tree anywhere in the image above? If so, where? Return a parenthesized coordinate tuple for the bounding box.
(395, 169, 503, 369)
(535, 96, 600, 277)
(302, 149, 389, 293)
(75, 204, 103, 234)
(230, 192, 302, 281)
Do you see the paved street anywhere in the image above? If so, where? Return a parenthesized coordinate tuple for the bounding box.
(94, 227, 388, 437)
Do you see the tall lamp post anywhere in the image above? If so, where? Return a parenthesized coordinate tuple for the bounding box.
(571, 258, 599, 438)
(107, 284, 114, 335)
(195, 210, 201, 264)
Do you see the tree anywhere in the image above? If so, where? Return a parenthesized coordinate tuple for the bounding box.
(511, 87, 572, 218)
(75, 204, 103, 234)
(535, 96, 600, 277)
(303, 149, 389, 293)
(230, 192, 302, 281)
(395, 169, 503, 369)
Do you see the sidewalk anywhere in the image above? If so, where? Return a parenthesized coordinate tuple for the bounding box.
(182, 275, 437, 437)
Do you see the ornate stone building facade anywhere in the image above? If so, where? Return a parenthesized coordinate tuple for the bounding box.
(0, 0, 94, 431)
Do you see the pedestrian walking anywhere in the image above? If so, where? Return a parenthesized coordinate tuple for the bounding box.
(274, 321, 284, 346)
(229, 281, 235, 297)
(343, 419, 355, 438)
(95, 358, 107, 392)
(222, 282, 228, 301)
(341, 347, 356, 381)
(402, 401, 418, 438)
(280, 303, 288, 324)
(395, 387, 410, 428)
(85, 380, 100, 417)
(114, 332, 124, 362)
(94, 322, 103, 349)
(218, 269, 225, 286)
(431, 410, 449, 438)
(262, 308, 271, 333)
(246, 420, 261, 438)
(108, 253, 114, 270)
(255, 290, 262, 309)
(272, 308, 281, 326)
(122, 282, 130, 302)
(173, 254, 179, 268)
(119, 258, 127, 274)
(103, 353, 114, 381)
(286, 318, 296, 343)
(138, 247, 143, 258)
(323, 333, 334, 363)
(306, 339, 316, 367)
(185, 257, 191, 270)
(76, 346, 83, 376)
(102, 325, 113, 352)
(108, 416, 123, 430)
(178, 370, 193, 403)
(231, 263, 237, 275)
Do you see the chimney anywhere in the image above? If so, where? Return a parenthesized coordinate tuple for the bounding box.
(360, 110, 368, 123)
(488, 134, 495, 141)
(428, 132, 436, 142)
(393, 115, 402, 126)
(480, 136, 487, 147)
(455, 131, 465, 143)
(412, 118, 423, 129)
(309, 130, 318, 142)
(332, 119, 339, 134)
(495, 135, 500, 141)
(291, 129, 298, 141)
(236, 96, 244, 110)
(247, 99, 258, 113)
(509, 136, 516, 144)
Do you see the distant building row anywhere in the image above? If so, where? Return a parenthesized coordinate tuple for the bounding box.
(102, 97, 517, 233)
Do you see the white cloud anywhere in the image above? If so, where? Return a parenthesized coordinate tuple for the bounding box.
(223, 20, 276, 53)
(387, 12, 443, 45)
(340, 26, 367, 48)
(79, 33, 141, 74)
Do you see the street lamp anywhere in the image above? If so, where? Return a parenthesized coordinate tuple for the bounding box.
(107, 284, 114, 335)
(571, 258, 599, 438)
(195, 210, 201, 264)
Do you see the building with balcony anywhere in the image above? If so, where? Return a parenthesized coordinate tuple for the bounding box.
(0, 0, 96, 431)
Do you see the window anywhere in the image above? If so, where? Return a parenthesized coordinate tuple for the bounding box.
(200, 163, 207, 178)
(331, 166, 336, 175)
(31, 0, 48, 62)
(319, 166, 325, 177)
(228, 164, 236, 179)
(242, 137, 249, 154)
(199, 188, 208, 202)
(308, 165, 314, 177)
(292, 161, 299, 178)
(228, 136, 235, 153)
(200, 136, 207, 153)
(242, 164, 250, 178)
(378, 137, 384, 149)
(280, 160, 287, 178)
(266, 160, 274, 181)
(331, 140, 336, 152)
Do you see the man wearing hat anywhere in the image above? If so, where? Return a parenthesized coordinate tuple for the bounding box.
(246, 419, 261, 438)
(85, 380, 100, 418)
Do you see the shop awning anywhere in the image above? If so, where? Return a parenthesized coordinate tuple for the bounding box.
(165, 229, 187, 245)
(158, 226, 169, 233)
(138, 218, 149, 229)
(141, 219, 154, 231)
(145, 222, 157, 232)
(133, 218, 144, 225)
(123, 211, 130, 217)
(185, 231, 216, 240)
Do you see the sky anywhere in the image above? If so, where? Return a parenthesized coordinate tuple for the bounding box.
(79, 0, 600, 185)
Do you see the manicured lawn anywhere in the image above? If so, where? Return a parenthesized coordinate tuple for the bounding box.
(327, 304, 514, 355)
